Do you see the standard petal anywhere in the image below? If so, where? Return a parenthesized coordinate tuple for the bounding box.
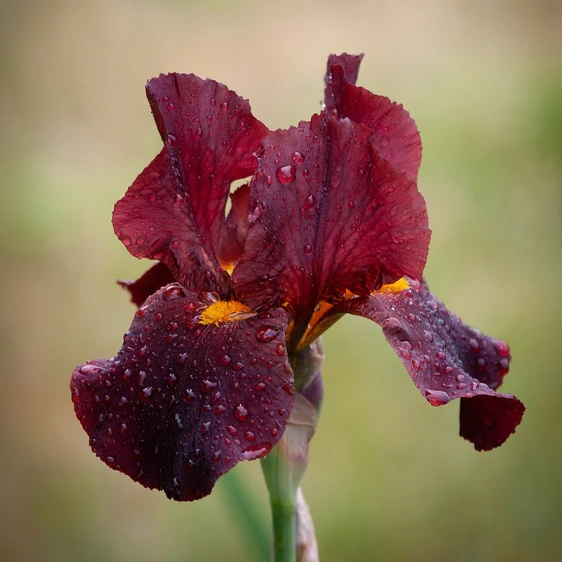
(113, 148, 229, 294)
(113, 73, 268, 293)
(233, 114, 430, 345)
(324, 52, 364, 112)
(326, 57, 422, 181)
(118, 262, 176, 307)
(71, 285, 294, 501)
(337, 278, 524, 450)
(145, 73, 269, 253)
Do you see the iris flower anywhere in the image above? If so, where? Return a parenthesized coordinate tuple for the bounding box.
(71, 53, 524, 502)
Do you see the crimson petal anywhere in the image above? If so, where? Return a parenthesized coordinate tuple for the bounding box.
(71, 285, 294, 501)
(338, 278, 524, 450)
(113, 73, 268, 294)
(326, 54, 422, 181)
(234, 114, 430, 344)
(324, 52, 364, 111)
(118, 262, 176, 307)
(217, 183, 251, 266)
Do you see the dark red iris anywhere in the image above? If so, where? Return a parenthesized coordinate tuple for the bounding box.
(71, 54, 524, 501)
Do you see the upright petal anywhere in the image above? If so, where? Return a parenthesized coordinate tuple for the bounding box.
(113, 149, 229, 293)
(336, 278, 524, 450)
(71, 285, 294, 501)
(234, 114, 430, 346)
(113, 73, 268, 293)
(324, 52, 364, 111)
(326, 55, 422, 181)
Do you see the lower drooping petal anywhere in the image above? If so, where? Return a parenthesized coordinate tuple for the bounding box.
(337, 278, 524, 450)
(118, 262, 176, 307)
(71, 285, 295, 501)
(326, 56, 422, 182)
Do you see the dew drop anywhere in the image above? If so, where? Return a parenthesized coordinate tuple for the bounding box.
(79, 364, 103, 376)
(303, 244, 313, 255)
(135, 306, 148, 318)
(244, 431, 255, 442)
(234, 403, 249, 422)
(162, 285, 184, 301)
(425, 390, 450, 406)
(276, 164, 296, 184)
(200, 379, 217, 393)
(292, 151, 305, 164)
(303, 194, 316, 209)
(493, 339, 510, 358)
(242, 443, 271, 460)
(380, 135, 390, 147)
(255, 325, 280, 343)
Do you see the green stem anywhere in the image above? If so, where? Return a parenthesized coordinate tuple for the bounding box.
(270, 498, 297, 562)
(261, 446, 298, 562)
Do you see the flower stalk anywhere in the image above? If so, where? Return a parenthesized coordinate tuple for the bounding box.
(262, 340, 324, 562)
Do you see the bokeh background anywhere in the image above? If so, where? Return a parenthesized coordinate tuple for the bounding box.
(1, 0, 561, 561)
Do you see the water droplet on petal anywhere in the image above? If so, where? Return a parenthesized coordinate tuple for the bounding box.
(303, 244, 313, 255)
(200, 379, 217, 393)
(256, 325, 280, 343)
(162, 285, 184, 301)
(493, 339, 510, 357)
(304, 194, 316, 209)
(380, 135, 390, 147)
(292, 151, 305, 164)
(276, 164, 296, 184)
(423, 330, 434, 342)
(234, 404, 248, 422)
(242, 443, 272, 460)
(469, 338, 480, 352)
(426, 390, 450, 406)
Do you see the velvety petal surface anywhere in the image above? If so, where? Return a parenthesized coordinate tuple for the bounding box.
(113, 73, 268, 294)
(233, 114, 430, 343)
(71, 285, 294, 501)
(118, 262, 176, 307)
(326, 55, 422, 181)
(337, 278, 524, 450)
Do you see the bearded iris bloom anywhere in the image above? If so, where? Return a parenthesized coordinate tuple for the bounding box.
(71, 53, 524, 502)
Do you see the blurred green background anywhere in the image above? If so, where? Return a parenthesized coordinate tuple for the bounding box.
(1, 0, 561, 561)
